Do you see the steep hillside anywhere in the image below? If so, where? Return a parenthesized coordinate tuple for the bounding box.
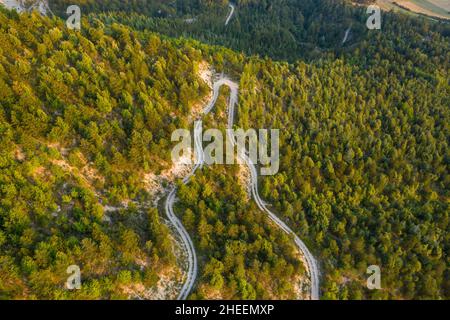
(0, 8, 210, 299)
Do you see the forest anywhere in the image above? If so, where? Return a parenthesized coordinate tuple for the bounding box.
(50, 0, 450, 62)
(0, 7, 210, 298)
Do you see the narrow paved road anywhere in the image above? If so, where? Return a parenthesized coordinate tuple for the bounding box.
(164, 78, 238, 300)
(225, 3, 235, 26)
(165, 189, 197, 300)
(342, 26, 351, 44)
(0, 0, 52, 15)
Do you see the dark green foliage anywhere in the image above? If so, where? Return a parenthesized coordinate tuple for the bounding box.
(176, 166, 305, 299)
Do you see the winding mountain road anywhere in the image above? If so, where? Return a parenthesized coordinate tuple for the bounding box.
(0, 0, 53, 15)
(164, 78, 240, 300)
(166, 74, 320, 300)
(225, 3, 235, 26)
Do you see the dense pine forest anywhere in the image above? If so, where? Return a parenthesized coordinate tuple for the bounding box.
(0, 7, 209, 298)
(0, 0, 448, 300)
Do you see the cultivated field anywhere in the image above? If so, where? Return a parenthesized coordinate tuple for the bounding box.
(376, 0, 450, 20)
